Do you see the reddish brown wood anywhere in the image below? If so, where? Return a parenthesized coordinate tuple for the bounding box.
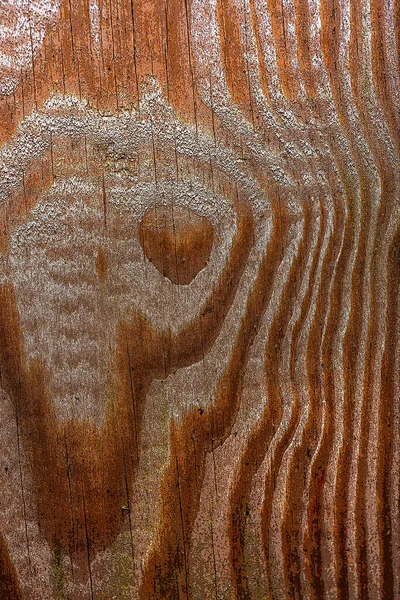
(0, 1, 399, 599)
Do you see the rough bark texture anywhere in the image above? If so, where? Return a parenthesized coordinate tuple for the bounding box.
(0, 0, 399, 598)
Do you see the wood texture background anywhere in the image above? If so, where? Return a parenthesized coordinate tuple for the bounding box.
(0, 0, 399, 598)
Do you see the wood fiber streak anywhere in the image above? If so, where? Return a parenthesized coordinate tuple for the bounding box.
(0, 0, 399, 598)
(0, 533, 21, 599)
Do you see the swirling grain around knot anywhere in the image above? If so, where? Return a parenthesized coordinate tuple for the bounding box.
(0, 0, 399, 599)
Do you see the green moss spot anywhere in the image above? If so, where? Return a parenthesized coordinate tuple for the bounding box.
(50, 546, 66, 600)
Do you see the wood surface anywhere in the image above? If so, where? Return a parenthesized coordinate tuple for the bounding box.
(0, 0, 399, 598)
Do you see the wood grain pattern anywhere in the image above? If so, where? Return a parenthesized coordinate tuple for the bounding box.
(0, 0, 399, 598)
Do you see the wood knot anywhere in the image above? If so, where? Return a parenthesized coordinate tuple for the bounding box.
(139, 205, 214, 285)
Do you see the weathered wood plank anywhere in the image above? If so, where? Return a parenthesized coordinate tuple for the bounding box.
(0, 0, 399, 598)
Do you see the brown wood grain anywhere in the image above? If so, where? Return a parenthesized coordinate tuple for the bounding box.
(0, 0, 399, 598)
